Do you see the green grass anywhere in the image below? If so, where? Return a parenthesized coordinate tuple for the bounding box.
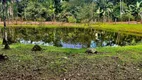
(1, 43, 141, 63)
(94, 24, 142, 36)
(95, 43, 142, 62)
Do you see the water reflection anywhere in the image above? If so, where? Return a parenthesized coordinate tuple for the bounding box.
(0, 27, 142, 48)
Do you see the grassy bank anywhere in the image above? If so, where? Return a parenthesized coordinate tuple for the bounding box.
(6, 43, 142, 62)
(95, 24, 142, 36)
(0, 23, 142, 36)
(0, 43, 142, 79)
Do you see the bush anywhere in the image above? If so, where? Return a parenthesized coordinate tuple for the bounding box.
(67, 16, 76, 23)
(121, 14, 135, 21)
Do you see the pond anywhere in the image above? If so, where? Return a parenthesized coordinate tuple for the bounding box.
(0, 27, 142, 49)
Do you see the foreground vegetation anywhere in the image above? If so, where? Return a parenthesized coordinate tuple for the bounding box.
(0, 42, 142, 80)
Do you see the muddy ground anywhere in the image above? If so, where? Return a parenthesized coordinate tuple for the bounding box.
(0, 52, 142, 80)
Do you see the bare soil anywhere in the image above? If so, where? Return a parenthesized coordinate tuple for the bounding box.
(0, 52, 142, 80)
(0, 21, 141, 26)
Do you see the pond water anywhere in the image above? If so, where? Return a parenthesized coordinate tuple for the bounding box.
(0, 27, 142, 49)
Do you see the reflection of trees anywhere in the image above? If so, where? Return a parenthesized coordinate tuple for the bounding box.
(115, 33, 140, 46)
(61, 28, 96, 46)
(7, 28, 16, 44)
(5, 27, 142, 47)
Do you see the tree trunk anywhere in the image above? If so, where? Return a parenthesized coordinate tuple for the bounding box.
(115, 18, 117, 24)
(108, 12, 110, 22)
(103, 16, 105, 23)
(141, 17, 142, 24)
(2, 0, 10, 49)
(128, 17, 130, 24)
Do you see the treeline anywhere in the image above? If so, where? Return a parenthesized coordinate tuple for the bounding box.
(0, 0, 142, 23)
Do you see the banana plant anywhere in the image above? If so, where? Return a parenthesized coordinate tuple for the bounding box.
(129, 1, 142, 22)
(96, 0, 113, 22)
(125, 5, 134, 24)
(139, 11, 142, 23)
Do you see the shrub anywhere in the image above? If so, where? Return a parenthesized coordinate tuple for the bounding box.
(67, 16, 76, 23)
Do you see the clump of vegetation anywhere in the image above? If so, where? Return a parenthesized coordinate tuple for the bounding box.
(0, 54, 8, 61)
(31, 45, 42, 51)
(67, 16, 76, 23)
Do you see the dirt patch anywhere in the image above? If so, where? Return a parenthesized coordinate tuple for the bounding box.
(0, 53, 141, 80)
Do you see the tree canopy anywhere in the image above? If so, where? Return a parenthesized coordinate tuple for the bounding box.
(0, 0, 142, 23)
